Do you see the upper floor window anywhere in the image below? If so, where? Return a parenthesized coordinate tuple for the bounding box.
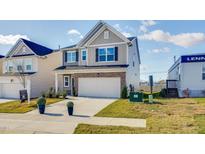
(17, 65, 23, 71)
(8, 66, 13, 72)
(26, 65, 32, 71)
(98, 47, 116, 62)
(202, 65, 205, 80)
(81, 49, 87, 61)
(67, 51, 76, 63)
(24, 58, 32, 72)
(104, 30, 109, 39)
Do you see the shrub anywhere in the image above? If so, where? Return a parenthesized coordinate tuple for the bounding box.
(67, 101, 74, 108)
(61, 90, 67, 98)
(159, 88, 167, 98)
(121, 86, 128, 99)
(37, 96, 46, 106)
(73, 87, 77, 97)
(55, 91, 61, 98)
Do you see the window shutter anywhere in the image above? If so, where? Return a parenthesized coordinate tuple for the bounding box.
(96, 48, 99, 62)
(115, 47, 118, 61)
(76, 51, 79, 62)
(64, 52, 67, 63)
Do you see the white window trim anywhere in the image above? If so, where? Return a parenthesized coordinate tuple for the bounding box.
(24, 58, 33, 72)
(98, 46, 115, 62)
(81, 49, 87, 61)
(64, 76, 70, 87)
(25, 64, 32, 71)
(66, 51, 77, 63)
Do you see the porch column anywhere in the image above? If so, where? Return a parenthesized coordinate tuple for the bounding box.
(55, 73, 58, 93)
(26, 78, 31, 103)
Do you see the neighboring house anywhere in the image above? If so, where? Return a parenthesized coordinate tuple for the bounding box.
(0, 55, 5, 75)
(55, 21, 140, 98)
(168, 53, 205, 97)
(0, 38, 61, 99)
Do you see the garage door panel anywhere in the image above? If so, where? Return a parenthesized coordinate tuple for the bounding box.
(78, 77, 120, 98)
(0, 83, 24, 99)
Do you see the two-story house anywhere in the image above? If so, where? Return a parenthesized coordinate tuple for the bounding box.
(0, 38, 61, 99)
(55, 21, 140, 98)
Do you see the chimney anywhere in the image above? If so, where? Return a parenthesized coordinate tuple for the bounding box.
(58, 45, 61, 50)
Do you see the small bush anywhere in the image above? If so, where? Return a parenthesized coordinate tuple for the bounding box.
(121, 86, 128, 99)
(159, 88, 167, 98)
(67, 101, 74, 107)
(73, 87, 77, 97)
(61, 90, 67, 98)
(37, 96, 46, 106)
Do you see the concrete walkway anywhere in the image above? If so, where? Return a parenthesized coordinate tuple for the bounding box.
(0, 97, 146, 134)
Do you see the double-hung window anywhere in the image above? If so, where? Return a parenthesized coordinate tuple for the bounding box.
(81, 49, 87, 61)
(67, 51, 76, 63)
(24, 59, 32, 72)
(7, 61, 13, 72)
(98, 47, 115, 62)
(64, 76, 69, 87)
(202, 65, 205, 80)
(17, 65, 23, 71)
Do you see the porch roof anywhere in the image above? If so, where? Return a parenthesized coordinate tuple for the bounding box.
(2, 72, 37, 76)
(55, 64, 129, 71)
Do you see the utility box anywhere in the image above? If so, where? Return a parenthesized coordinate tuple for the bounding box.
(129, 92, 143, 102)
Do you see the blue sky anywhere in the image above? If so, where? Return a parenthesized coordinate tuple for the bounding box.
(1, 20, 205, 81)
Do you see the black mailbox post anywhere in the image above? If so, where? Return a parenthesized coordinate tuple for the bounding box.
(19, 90, 28, 103)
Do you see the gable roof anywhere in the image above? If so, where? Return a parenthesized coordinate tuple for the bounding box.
(77, 21, 131, 47)
(21, 39, 53, 56)
(6, 38, 53, 57)
(61, 37, 136, 50)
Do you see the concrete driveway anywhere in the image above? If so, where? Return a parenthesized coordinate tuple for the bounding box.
(0, 97, 116, 133)
(0, 97, 146, 134)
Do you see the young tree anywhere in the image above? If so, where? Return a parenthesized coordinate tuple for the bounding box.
(7, 58, 30, 103)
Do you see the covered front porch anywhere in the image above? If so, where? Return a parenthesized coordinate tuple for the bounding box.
(54, 66, 127, 98)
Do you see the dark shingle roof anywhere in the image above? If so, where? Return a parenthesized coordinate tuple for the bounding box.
(61, 44, 77, 50)
(127, 37, 137, 41)
(21, 39, 53, 56)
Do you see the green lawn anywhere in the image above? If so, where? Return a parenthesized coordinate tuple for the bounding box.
(75, 98, 205, 134)
(0, 98, 63, 113)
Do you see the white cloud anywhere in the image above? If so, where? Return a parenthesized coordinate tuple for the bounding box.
(142, 20, 156, 27)
(139, 30, 205, 47)
(0, 34, 30, 45)
(151, 47, 170, 53)
(139, 20, 156, 33)
(67, 29, 83, 39)
(122, 32, 132, 37)
(113, 24, 133, 37)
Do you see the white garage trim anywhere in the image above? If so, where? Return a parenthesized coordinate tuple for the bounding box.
(78, 77, 121, 98)
(0, 76, 31, 99)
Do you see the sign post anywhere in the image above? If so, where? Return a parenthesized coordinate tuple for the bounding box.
(149, 75, 153, 103)
(149, 75, 153, 94)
